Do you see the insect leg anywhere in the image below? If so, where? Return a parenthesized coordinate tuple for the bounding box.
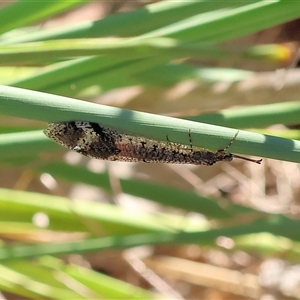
(188, 129, 193, 151)
(166, 134, 170, 144)
(223, 130, 239, 151)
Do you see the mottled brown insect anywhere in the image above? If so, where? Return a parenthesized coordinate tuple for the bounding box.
(44, 121, 262, 166)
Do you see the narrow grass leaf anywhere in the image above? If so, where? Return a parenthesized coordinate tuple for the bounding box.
(0, 1, 87, 36)
(0, 85, 299, 162)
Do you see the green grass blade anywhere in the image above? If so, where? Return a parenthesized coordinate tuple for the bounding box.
(0, 1, 248, 44)
(0, 130, 59, 159)
(40, 163, 255, 219)
(0, 37, 294, 66)
(63, 263, 157, 299)
(9, 56, 133, 91)
(0, 188, 171, 233)
(2, 216, 300, 261)
(0, 256, 157, 299)
(0, 85, 299, 162)
(0, 1, 87, 36)
(0, 263, 85, 299)
(6, 43, 285, 95)
(140, 1, 300, 43)
(187, 101, 300, 128)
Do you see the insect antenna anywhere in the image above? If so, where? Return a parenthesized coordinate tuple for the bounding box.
(232, 154, 262, 164)
(225, 131, 262, 164)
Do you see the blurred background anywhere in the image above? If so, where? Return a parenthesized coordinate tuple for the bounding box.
(1, 1, 300, 299)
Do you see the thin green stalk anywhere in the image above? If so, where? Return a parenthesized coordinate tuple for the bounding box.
(0, 216, 299, 262)
(0, 85, 300, 162)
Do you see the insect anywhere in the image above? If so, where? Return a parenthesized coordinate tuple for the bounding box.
(44, 121, 262, 166)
